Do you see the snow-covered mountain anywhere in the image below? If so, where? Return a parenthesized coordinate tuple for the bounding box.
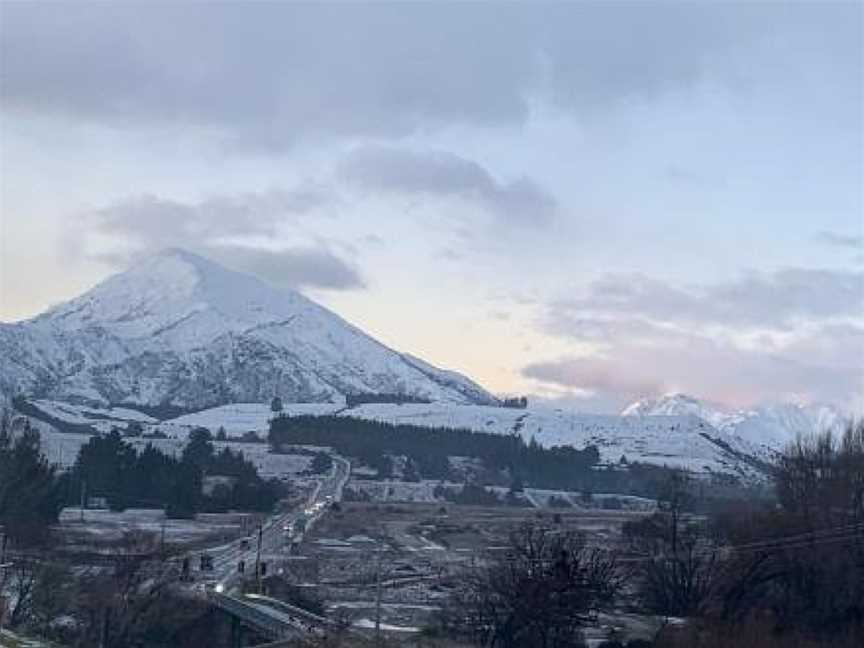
(0, 249, 496, 409)
(622, 393, 846, 452)
(622, 393, 732, 429)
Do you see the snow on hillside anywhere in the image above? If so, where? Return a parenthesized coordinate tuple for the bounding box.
(621, 393, 733, 429)
(622, 393, 846, 453)
(163, 402, 342, 436)
(31, 399, 158, 427)
(0, 248, 496, 408)
(335, 402, 765, 477)
(26, 399, 769, 479)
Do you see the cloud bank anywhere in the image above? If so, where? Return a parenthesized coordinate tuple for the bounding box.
(3, 3, 858, 147)
(525, 270, 864, 409)
(340, 146, 555, 225)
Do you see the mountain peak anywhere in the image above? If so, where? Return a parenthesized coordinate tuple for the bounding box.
(621, 392, 734, 428)
(2, 248, 497, 408)
(33, 247, 321, 343)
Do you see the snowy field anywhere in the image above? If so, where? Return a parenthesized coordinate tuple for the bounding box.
(336, 403, 766, 476)
(164, 401, 766, 475)
(344, 479, 656, 511)
(27, 399, 769, 479)
(31, 399, 158, 434)
(58, 507, 252, 544)
(346, 479, 455, 502)
(162, 402, 342, 436)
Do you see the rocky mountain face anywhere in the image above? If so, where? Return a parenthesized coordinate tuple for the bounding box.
(0, 249, 496, 410)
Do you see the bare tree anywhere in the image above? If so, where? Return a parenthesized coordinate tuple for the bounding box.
(71, 530, 203, 647)
(5, 557, 38, 628)
(659, 422, 864, 643)
(440, 523, 621, 648)
(635, 531, 721, 617)
(627, 471, 721, 617)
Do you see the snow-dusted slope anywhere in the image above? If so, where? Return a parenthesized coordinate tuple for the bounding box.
(730, 402, 845, 451)
(0, 249, 496, 409)
(622, 393, 845, 453)
(23, 398, 771, 480)
(335, 402, 767, 478)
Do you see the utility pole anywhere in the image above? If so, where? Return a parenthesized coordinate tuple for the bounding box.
(374, 524, 387, 647)
(255, 524, 263, 594)
(374, 547, 383, 646)
(0, 531, 10, 637)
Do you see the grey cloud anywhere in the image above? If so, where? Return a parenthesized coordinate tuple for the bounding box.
(815, 230, 863, 249)
(552, 269, 864, 330)
(73, 189, 365, 291)
(4, 4, 856, 146)
(523, 357, 663, 402)
(209, 246, 365, 291)
(340, 146, 555, 224)
(94, 187, 330, 246)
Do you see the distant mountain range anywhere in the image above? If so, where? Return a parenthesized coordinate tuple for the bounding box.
(621, 392, 845, 452)
(0, 249, 496, 409)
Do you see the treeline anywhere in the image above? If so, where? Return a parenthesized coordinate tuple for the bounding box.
(344, 393, 432, 407)
(270, 414, 524, 476)
(66, 427, 285, 518)
(501, 396, 528, 409)
(269, 414, 684, 497)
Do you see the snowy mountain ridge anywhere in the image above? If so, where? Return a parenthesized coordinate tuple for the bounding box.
(0, 249, 496, 408)
(621, 392, 846, 451)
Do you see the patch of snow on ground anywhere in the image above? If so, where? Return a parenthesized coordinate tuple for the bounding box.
(164, 402, 341, 435)
(57, 507, 250, 543)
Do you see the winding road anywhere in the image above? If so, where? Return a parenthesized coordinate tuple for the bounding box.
(193, 454, 350, 590)
(182, 454, 350, 639)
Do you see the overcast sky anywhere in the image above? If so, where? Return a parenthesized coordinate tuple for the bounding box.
(1, 2, 862, 413)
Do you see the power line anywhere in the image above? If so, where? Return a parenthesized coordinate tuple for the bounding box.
(484, 522, 864, 567)
(614, 522, 864, 564)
